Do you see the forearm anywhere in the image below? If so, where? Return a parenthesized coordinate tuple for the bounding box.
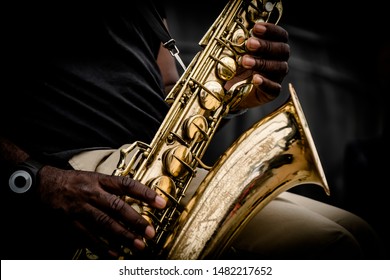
(0, 136, 29, 165)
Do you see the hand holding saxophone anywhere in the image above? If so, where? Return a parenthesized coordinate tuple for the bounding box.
(230, 22, 290, 109)
(37, 165, 167, 258)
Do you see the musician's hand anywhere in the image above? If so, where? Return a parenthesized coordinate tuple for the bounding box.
(36, 165, 167, 258)
(228, 22, 290, 109)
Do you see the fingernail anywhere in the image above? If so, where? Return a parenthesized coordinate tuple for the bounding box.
(108, 249, 119, 258)
(242, 56, 256, 68)
(247, 37, 260, 50)
(253, 23, 266, 34)
(155, 195, 167, 208)
(134, 238, 145, 250)
(145, 225, 155, 239)
(253, 75, 263, 86)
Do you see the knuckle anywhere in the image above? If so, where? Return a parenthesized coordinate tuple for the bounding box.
(120, 176, 136, 188)
(264, 41, 272, 53)
(134, 216, 147, 229)
(96, 212, 113, 228)
(109, 194, 125, 211)
(120, 176, 154, 201)
(255, 58, 267, 72)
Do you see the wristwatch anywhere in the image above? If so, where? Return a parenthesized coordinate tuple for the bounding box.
(8, 158, 44, 194)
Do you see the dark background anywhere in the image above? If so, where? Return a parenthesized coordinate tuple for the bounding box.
(165, 0, 390, 256)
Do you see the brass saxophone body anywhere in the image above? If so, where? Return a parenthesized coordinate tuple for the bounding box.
(76, 0, 330, 260)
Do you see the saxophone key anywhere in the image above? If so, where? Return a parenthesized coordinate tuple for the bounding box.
(163, 145, 194, 178)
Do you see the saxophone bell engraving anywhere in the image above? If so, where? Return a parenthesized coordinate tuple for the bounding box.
(74, 0, 329, 260)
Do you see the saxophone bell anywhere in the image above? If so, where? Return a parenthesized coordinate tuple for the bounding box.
(164, 83, 330, 259)
(73, 0, 330, 260)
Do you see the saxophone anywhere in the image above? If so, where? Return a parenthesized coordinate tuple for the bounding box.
(75, 0, 330, 260)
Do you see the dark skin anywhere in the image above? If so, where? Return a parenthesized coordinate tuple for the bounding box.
(0, 21, 289, 258)
(236, 22, 289, 107)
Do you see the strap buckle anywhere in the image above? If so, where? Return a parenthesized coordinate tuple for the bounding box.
(164, 39, 186, 72)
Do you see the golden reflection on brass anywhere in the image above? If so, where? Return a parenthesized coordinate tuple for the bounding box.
(164, 145, 193, 178)
(149, 175, 177, 205)
(199, 80, 223, 110)
(232, 28, 246, 46)
(166, 84, 329, 259)
(74, 0, 329, 260)
(217, 56, 237, 80)
(184, 115, 208, 141)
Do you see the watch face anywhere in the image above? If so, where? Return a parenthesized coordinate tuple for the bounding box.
(9, 170, 33, 194)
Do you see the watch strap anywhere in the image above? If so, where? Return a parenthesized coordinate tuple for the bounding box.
(8, 158, 44, 194)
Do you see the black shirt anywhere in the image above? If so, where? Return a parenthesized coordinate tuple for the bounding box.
(2, 3, 169, 163)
